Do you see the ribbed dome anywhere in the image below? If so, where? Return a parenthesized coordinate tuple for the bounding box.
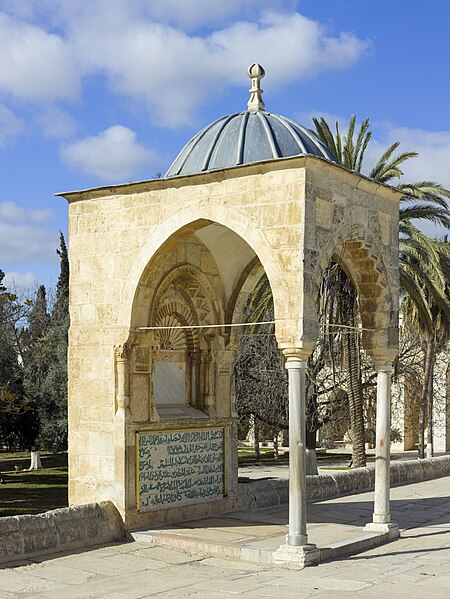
(165, 111, 337, 178)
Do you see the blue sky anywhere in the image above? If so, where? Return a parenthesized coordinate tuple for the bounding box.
(1, 0, 449, 291)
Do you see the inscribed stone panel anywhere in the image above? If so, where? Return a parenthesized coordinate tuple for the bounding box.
(136, 428, 225, 510)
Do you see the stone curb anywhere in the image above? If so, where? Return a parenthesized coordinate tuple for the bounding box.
(237, 455, 450, 510)
(0, 501, 125, 564)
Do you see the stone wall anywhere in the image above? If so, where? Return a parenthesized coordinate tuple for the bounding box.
(237, 456, 450, 510)
(0, 501, 125, 564)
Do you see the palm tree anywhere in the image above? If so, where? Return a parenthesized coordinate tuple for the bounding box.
(320, 264, 367, 467)
(400, 232, 450, 457)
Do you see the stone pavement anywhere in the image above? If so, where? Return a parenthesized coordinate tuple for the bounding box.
(1, 475, 449, 598)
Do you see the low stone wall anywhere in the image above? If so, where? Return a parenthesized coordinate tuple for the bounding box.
(0, 501, 125, 564)
(237, 455, 450, 510)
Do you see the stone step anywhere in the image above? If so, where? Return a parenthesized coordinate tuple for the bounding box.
(130, 527, 397, 568)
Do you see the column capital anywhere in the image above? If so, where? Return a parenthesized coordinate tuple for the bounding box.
(115, 343, 130, 362)
(282, 347, 312, 362)
(368, 347, 397, 370)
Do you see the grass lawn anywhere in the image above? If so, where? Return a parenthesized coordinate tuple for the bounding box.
(0, 448, 354, 517)
(238, 446, 289, 463)
(0, 453, 68, 517)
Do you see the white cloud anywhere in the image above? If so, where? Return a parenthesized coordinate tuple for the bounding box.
(367, 123, 450, 238)
(0, 0, 297, 32)
(60, 125, 157, 181)
(367, 123, 450, 190)
(38, 108, 77, 139)
(0, 4, 370, 128)
(0, 201, 53, 223)
(0, 222, 58, 265)
(0, 201, 25, 222)
(64, 10, 369, 127)
(0, 201, 58, 265)
(29, 208, 54, 223)
(143, 0, 296, 30)
(3, 270, 37, 290)
(0, 12, 80, 103)
(0, 103, 23, 146)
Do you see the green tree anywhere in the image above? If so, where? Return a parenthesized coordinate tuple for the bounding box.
(235, 321, 288, 459)
(24, 234, 70, 452)
(313, 116, 450, 231)
(52, 232, 69, 321)
(0, 270, 39, 450)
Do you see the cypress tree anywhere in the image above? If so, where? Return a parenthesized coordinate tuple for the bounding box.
(52, 232, 69, 322)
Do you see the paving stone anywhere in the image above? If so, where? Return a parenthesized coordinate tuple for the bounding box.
(240, 584, 317, 598)
(127, 545, 201, 564)
(0, 570, 65, 593)
(1, 475, 450, 598)
(191, 575, 274, 594)
(197, 556, 270, 572)
(361, 581, 450, 598)
(17, 562, 106, 585)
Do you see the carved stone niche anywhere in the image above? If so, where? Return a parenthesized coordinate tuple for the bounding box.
(147, 264, 223, 421)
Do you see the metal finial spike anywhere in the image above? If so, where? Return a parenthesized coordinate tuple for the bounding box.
(247, 63, 265, 111)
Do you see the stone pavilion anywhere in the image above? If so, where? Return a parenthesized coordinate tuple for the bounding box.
(58, 64, 402, 564)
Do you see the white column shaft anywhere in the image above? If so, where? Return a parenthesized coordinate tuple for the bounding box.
(286, 359, 308, 546)
(373, 365, 392, 524)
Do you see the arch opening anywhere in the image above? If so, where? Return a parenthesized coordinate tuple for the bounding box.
(127, 220, 277, 425)
(311, 239, 398, 469)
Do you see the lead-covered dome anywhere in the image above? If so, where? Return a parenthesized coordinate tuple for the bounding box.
(165, 63, 336, 178)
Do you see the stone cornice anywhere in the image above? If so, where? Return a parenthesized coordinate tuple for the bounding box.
(55, 154, 403, 204)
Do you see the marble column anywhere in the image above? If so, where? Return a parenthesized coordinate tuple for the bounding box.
(373, 364, 393, 524)
(286, 357, 308, 546)
(364, 363, 399, 539)
(273, 350, 320, 567)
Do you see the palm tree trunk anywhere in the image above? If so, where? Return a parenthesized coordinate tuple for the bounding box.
(345, 306, 366, 468)
(419, 337, 435, 458)
(426, 335, 436, 458)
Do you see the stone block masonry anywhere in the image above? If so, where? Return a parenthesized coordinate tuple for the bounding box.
(237, 455, 450, 510)
(0, 501, 125, 564)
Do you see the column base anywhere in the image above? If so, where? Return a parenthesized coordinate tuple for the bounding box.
(363, 521, 400, 541)
(273, 543, 320, 568)
(287, 533, 308, 546)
